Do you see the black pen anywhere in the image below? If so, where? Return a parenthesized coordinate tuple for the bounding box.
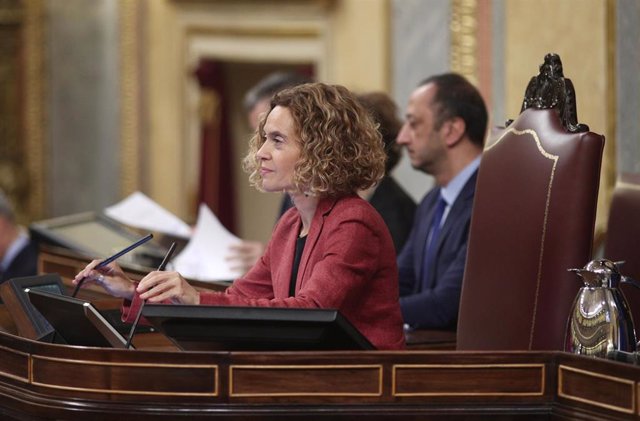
(125, 241, 177, 350)
(71, 233, 154, 298)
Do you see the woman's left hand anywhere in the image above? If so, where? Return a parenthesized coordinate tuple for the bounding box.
(136, 271, 200, 305)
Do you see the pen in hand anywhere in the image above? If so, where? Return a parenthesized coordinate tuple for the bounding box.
(72, 233, 154, 298)
(125, 241, 177, 349)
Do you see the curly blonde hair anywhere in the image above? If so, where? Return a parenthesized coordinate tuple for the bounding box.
(243, 83, 386, 198)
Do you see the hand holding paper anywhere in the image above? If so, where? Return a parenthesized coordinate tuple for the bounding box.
(172, 204, 244, 281)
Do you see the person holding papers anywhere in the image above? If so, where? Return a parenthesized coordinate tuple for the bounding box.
(74, 83, 405, 350)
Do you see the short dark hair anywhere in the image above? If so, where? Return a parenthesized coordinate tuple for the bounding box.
(418, 73, 488, 147)
(243, 71, 313, 112)
(357, 92, 402, 173)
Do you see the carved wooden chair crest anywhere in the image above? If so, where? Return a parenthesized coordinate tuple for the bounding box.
(508, 52, 589, 133)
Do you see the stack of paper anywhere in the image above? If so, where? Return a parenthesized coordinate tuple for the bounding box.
(172, 204, 244, 281)
(105, 192, 243, 281)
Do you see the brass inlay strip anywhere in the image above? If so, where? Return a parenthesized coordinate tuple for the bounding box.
(229, 364, 383, 397)
(23, 0, 47, 221)
(119, 0, 141, 196)
(0, 344, 30, 383)
(558, 364, 635, 415)
(392, 363, 545, 397)
(450, 0, 478, 85)
(485, 128, 558, 349)
(598, 0, 617, 243)
(30, 355, 218, 396)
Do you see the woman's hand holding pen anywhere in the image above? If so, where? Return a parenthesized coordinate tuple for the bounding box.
(73, 260, 136, 300)
(136, 271, 200, 305)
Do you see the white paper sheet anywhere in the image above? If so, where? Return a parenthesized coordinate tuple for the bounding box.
(104, 191, 192, 238)
(172, 203, 244, 281)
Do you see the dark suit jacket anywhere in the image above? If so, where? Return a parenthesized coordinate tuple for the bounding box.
(368, 176, 416, 253)
(0, 240, 39, 284)
(397, 170, 478, 329)
(124, 195, 406, 350)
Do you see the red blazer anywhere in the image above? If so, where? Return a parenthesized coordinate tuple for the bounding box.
(125, 195, 405, 350)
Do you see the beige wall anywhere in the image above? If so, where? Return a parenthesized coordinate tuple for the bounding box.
(330, 0, 390, 91)
(145, 0, 184, 217)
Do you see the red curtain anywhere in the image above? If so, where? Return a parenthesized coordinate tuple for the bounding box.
(193, 59, 235, 233)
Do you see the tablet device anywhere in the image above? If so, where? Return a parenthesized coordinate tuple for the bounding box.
(30, 211, 167, 269)
(0, 274, 65, 341)
(26, 289, 132, 349)
(142, 304, 374, 351)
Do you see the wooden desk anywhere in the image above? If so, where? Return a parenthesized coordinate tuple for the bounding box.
(0, 323, 636, 420)
(404, 328, 456, 350)
(13, 246, 637, 419)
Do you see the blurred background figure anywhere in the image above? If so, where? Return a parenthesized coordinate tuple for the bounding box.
(356, 92, 416, 252)
(0, 190, 38, 284)
(227, 71, 313, 274)
(396, 73, 488, 330)
(244, 71, 314, 135)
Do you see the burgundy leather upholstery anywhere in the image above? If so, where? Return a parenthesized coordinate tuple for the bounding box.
(457, 108, 604, 351)
(604, 173, 640, 328)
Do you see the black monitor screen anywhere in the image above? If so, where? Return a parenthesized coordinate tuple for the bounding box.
(27, 289, 130, 349)
(2, 274, 66, 341)
(29, 212, 166, 268)
(28, 283, 65, 295)
(141, 304, 374, 351)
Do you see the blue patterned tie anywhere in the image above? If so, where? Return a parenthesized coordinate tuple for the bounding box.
(422, 194, 447, 283)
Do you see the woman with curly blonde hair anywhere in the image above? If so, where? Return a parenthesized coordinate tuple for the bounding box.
(74, 83, 406, 350)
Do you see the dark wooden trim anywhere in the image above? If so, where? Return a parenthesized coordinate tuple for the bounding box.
(0, 330, 636, 419)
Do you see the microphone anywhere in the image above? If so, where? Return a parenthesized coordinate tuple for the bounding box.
(72, 233, 153, 298)
(125, 241, 177, 350)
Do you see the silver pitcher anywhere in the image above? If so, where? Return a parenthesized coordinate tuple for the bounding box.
(565, 259, 640, 358)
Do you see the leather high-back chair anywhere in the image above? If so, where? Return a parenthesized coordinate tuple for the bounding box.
(456, 54, 605, 351)
(604, 173, 640, 328)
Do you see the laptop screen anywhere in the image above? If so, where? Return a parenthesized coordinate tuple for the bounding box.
(26, 289, 131, 349)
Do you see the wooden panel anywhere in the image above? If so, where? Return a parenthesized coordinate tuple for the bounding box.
(0, 345, 29, 383)
(558, 364, 635, 415)
(393, 363, 545, 397)
(31, 355, 218, 396)
(0, 313, 640, 419)
(230, 364, 382, 397)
